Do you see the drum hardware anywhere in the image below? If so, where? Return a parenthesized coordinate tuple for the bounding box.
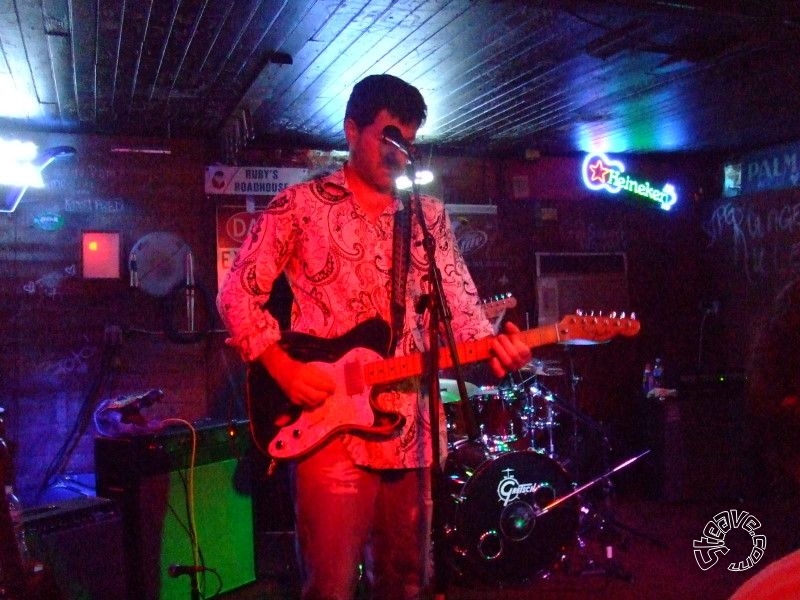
(442, 440, 580, 584)
(535, 450, 650, 518)
(443, 372, 569, 457)
(441, 345, 657, 586)
(473, 386, 527, 452)
(518, 377, 561, 459)
(441, 442, 651, 585)
(548, 348, 651, 582)
(497, 373, 570, 460)
(562, 350, 666, 584)
(521, 358, 566, 377)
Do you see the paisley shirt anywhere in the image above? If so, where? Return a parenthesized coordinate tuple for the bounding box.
(217, 168, 493, 469)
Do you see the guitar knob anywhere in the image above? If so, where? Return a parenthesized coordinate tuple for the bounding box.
(275, 440, 285, 450)
(292, 429, 302, 438)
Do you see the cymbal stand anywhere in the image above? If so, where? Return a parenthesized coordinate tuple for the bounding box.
(566, 351, 584, 481)
(517, 376, 559, 460)
(557, 348, 665, 582)
(543, 387, 557, 460)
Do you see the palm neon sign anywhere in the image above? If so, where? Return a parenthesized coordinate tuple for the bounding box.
(582, 152, 677, 211)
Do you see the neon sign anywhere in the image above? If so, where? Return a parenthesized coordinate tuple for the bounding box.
(581, 152, 677, 211)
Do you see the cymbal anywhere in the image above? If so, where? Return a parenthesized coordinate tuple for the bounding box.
(559, 339, 609, 345)
(521, 359, 566, 377)
(438, 379, 479, 403)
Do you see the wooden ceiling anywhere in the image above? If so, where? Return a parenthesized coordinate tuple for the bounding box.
(2, 0, 800, 158)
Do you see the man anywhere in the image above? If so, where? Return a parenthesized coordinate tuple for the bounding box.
(747, 278, 800, 493)
(728, 278, 800, 599)
(217, 74, 530, 599)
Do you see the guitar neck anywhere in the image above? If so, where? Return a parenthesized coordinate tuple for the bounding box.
(363, 324, 560, 387)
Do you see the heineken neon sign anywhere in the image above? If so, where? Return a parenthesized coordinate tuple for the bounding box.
(582, 152, 678, 211)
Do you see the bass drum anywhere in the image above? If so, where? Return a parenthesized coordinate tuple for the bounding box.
(442, 441, 579, 584)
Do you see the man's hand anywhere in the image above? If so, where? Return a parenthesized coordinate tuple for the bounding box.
(488, 321, 532, 378)
(259, 343, 336, 409)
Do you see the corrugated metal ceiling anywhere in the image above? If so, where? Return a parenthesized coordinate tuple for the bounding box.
(2, 0, 800, 158)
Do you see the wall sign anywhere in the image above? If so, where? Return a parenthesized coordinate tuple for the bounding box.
(581, 152, 678, 211)
(722, 141, 800, 197)
(204, 166, 309, 195)
(216, 201, 270, 289)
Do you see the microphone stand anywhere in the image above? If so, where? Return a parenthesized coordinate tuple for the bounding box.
(404, 160, 479, 600)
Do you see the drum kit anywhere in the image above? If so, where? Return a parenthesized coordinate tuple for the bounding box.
(438, 357, 648, 586)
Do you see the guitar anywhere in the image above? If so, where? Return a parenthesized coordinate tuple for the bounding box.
(247, 312, 640, 460)
(481, 293, 517, 320)
(481, 293, 517, 334)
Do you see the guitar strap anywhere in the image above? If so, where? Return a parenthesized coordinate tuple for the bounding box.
(389, 196, 412, 355)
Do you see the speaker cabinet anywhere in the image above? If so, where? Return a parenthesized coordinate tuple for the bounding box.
(641, 375, 747, 502)
(95, 420, 255, 600)
(23, 496, 127, 599)
(251, 458, 298, 584)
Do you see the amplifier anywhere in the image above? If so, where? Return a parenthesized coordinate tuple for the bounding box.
(23, 496, 126, 599)
(95, 419, 255, 600)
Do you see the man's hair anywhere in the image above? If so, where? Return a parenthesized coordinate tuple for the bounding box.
(345, 74, 427, 128)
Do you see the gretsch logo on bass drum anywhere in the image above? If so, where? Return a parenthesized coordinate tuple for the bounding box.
(497, 468, 536, 506)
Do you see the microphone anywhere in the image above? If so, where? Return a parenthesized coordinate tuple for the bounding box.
(168, 564, 205, 578)
(381, 125, 414, 158)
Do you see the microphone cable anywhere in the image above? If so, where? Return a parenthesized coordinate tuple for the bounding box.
(160, 418, 203, 589)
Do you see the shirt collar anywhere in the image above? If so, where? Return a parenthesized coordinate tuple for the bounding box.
(327, 164, 404, 216)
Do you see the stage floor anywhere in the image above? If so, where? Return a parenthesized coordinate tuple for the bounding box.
(219, 489, 799, 600)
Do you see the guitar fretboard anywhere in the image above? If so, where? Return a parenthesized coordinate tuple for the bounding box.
(363, 324, 560, 386)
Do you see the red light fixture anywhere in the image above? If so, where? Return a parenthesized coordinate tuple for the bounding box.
(82, 231, 121, 279)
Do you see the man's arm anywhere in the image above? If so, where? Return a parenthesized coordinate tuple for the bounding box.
(258, 342, 335, 409)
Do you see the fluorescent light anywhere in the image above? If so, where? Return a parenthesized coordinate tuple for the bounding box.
(0, 139, 37, 161)
(0, 142, 76, 213)
(0, 75, 39, 119)
(0, 139, 44, 187)
(0, 162, 44, 188)
(110, 147, 171, 155)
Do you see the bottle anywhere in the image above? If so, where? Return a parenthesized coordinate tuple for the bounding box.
(652, 358, 664, 389)
(4, 486, 27, 564)
(642, 362, 653, 395)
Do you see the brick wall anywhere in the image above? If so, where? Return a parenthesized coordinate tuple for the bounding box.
(0, 133, 723, 504)
(0, 132, 232, 503)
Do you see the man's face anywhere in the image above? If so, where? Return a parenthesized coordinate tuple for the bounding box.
(345, 108, 419, 194)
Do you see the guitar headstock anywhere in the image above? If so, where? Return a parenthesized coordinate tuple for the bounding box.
(481, 293, 517, 320)
(556, 311, 640, 345)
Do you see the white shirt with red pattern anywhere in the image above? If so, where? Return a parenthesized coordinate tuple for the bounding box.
(217, 168, 493, 469)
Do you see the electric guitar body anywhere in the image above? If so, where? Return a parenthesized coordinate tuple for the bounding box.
(247, 318, 407, 460)
(247, 308, 640, 461)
